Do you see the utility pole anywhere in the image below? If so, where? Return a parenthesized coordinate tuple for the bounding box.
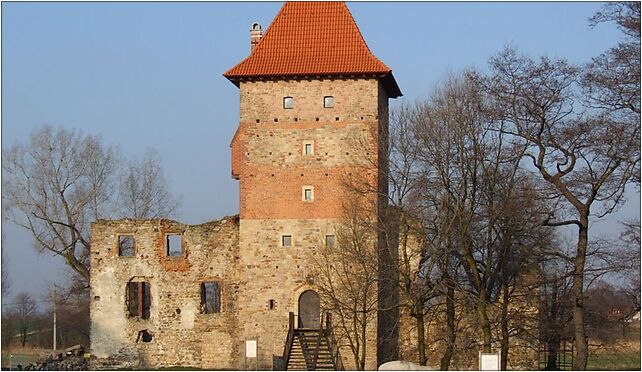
(52, 287, 57, 351)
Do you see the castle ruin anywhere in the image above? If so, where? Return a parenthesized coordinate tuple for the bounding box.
(89, 2, 401, 369)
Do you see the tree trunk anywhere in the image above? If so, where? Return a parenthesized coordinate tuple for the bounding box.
(360, 312, 367, 370)
(572, 217, 589, 370)
(478, 294, 492, 353)
(416, 304, 427, 366)
(21, 326, 26, 347)
(500, 283, 510, 370)
(440, 284, 456, 371)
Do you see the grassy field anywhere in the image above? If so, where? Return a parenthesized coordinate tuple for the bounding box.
(586, 351, 641, 370)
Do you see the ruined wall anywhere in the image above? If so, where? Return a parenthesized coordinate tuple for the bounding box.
(89, 217, 240, 370)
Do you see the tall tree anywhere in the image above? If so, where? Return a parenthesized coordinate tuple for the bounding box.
(3, 126, 117, 281)
(2, 126, 181, 286)
(416, 75, 550, 363)
(13, 292, 38, 347)
(479, 45, 639, 369)
(386, 102, 447, 367)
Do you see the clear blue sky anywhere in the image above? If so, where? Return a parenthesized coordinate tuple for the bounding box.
(1, 2, 639, 301)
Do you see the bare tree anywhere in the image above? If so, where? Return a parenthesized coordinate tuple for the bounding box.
(419, 75, 553, 364)
(117, 149, 180, 219)
(585, 2, 640, 116)
(479, 45, 639, 369)
(313, 196, 379, 370)
(13, 292, 38, 347)
(1, 241, 10, 299)
(2, 125, 181, 287)
(385, 102, 447, 367)
(2, 126, 118, 281)
(385, 76, 551, 369)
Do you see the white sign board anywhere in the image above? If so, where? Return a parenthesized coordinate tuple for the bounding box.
(245, 340, 257, 358)
(479, 352, 500, 371)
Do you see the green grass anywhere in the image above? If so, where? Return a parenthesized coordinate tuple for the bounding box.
(586, 352, 641, 371)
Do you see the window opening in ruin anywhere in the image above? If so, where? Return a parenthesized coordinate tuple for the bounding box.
(324, 96, 334, 108)
(269, 299, 275, 310)
(166, 234, 183, 256)
(282, 235, 292, 247)
(200, 282, 221, 314)
(127, 281, 151, 319)
(118, 235, 135, 257)
(325, 235, 336, 247)
(283, 96, 294, 109)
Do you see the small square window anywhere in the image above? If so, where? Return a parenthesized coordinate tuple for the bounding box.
(304, 143, 313, 155)
(167, 234, 183, 256)
(283, 96, 294, 109)
(118, 235, 135, 257)
(325, 235, 336, 247)
(324, 96, 334, 108)
(282, 235, 292, 247)
(201, 282, 221, 314)
(304, 188, 313, 201)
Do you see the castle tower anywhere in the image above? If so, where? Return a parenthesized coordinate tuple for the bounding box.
(224, 2, 401, 369)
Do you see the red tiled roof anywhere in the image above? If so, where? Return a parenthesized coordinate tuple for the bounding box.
(224, 2, 401, 97)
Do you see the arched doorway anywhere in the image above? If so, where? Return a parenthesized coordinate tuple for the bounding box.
(298, 290, 320, 328)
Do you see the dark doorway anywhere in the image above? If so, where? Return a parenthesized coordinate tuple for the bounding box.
(298, 290, 320, 328)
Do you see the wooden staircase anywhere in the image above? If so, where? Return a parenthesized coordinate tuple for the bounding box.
(282, 312, 343, 370)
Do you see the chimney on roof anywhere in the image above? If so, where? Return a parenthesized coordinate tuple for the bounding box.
(250, 22, 262, 50)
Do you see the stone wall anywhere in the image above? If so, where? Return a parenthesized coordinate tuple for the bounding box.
(232, 76, 388, 370)
(89, 216, 240, 370)
(238, 78, 381, 123)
